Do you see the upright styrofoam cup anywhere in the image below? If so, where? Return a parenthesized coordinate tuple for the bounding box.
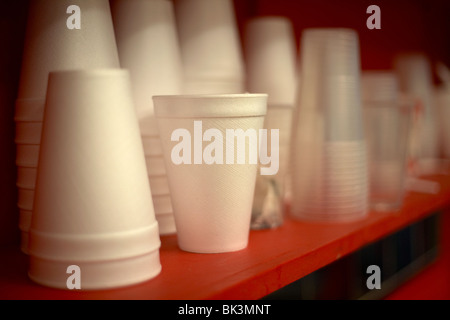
(154, 94, 267, 253)
(28, 69, 161, 290)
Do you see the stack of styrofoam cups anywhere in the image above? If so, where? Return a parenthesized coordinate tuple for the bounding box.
(243, 16, 298, 229)
(28, 69, 161, 290)
(173, 0, 246, 94)
(362, 71, 412, 211)
(111, 0, 184, 235)
(290, 29, 368, 222)
(394, 53, 440, 174)
(15, 0, 120, 253)
(154, 94, 268, 253)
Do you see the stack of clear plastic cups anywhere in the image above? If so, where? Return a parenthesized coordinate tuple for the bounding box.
(243, 16, 298, 228)
(362, 71, 413, 211)
(15, 0, 120, 253)
(174, 0, 246, 94)
(291, 29, 369, 222)
(112, 0, 184, 235)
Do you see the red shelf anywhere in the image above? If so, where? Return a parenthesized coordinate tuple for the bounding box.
(1, 175, 449, 300)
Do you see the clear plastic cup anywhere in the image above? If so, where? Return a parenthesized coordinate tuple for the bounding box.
(363, 73, 413, 211)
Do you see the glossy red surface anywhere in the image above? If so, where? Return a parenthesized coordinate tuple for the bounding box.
(1, 175, 449, 300)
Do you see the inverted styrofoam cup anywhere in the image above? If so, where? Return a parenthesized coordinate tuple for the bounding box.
(183, 79, 245, 95)
(15, 122, 43, 144)
(145, 156, 167, 176)
(17, 188, 35, 211)
(14, 99, 46, 122)
(152, 192, 176, 235)
(154, 93, 267, 253)
(142, 136, 164, 156)
(148, 176, 171, 195)
(174, 0, 245, 83)
(17, 167, 38, 189)
(16, 145, 40, 168)
(244, 16, 297, 106)
(152, 194, 173, 214)
(28, 69, 161, 290)
(155, 212, 177, 236)
(111, 0, 183, 135)
(18, 0, 120, 100)
(19, 210, 32, 254)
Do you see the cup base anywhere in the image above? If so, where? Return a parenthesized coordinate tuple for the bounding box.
(178, 240, 248, 254)
(291, 209, 368, 223)
(28, 250, 161, 290)
(370, 202, 402, 212)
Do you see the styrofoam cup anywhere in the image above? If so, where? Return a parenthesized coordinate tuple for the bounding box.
(145, 156, 167, 176)
(152, 194, 173, 214)
(154, 93, 267, 253)
(111, 0, 183, 134)
(244, 16, 297, 106)
(16, 167, 38, 189)
(28, 69, 161, 290)
(155, 212, 177, 236)
(15, 122, 43, 145)
(17, 188, 35, 211)
(174, 0, 245, 83)
(16, 145, 40, 168)
(183, 79, 245, 95)
(14, 99, 46, 122)
(18, 0, 120, 100)
(142, 136, 164, 156)
(148, 176, 171, 195)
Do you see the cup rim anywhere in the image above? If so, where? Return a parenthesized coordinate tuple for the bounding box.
(49, 68, 129, 80)
(153, 93, 268, 118)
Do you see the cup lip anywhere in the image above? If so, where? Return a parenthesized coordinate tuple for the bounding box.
(246, 15, 292, 28)
(302, 27, 358, 37)
(153, 93, 268, 118)
(48, 68, 129, 80)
